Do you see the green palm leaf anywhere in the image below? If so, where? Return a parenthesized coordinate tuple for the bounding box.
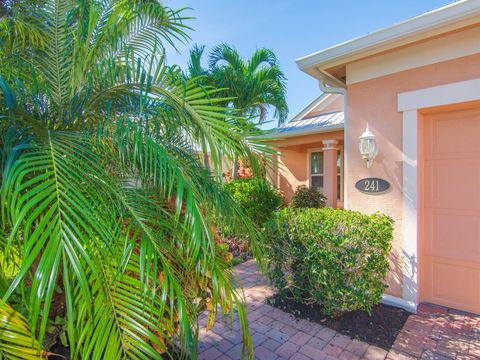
(0, 301, 46, 359)
(0, 1, 270, 359)
(205, 43, 288, 125)
(2, 132, 120, 344)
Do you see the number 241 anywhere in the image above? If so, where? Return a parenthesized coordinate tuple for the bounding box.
(364, 180, 379, 192)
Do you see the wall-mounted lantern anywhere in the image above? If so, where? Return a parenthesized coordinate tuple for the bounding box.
(359, 124, 378, 168)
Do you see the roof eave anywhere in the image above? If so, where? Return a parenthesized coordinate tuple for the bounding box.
(296, 0, 480, 78)
(262, 124, 344, 140)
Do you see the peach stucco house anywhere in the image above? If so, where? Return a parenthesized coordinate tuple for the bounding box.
(267, 0, 480, 314)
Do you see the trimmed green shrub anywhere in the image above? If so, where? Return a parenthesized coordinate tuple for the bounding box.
(290, 185, 327, 208)
(225, 177, 284, 227)
(265, 208, 393, 315)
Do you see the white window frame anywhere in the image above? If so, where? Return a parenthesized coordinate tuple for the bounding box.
(337, 147, 344, 203)
(307, 147, 344, 204)
(307, 148, 324, 192)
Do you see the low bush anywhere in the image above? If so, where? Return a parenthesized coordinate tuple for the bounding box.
(225, 177, 284, 227)
(265, 208, 393, 315)
(290, 185, 327, 208)
(215, 234, 252, 265)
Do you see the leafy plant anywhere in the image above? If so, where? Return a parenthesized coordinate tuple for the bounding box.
(225, 177, 284, 227)
(185, 44, 288, 126)
(217, 235, 252, 262)
(290, 185, 327, 209)
(184, 44, 289, 179)
(0, 300, 46, 359)
(0, 1, 272, 358)
(265, 208, 393, 315)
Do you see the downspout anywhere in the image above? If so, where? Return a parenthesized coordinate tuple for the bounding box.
(316, 70, 349, 209)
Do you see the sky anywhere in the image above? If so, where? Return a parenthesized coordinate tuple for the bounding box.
(164, 0, 452, 128)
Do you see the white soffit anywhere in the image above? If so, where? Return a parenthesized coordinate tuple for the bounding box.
(295, 0, 480, 76)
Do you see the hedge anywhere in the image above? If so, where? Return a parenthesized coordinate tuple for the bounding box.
(290, 185, 327, 209)
(225, 177, 284, 227)
(265, 207, 393, 315)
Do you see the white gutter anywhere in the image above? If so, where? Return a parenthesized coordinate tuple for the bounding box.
(317, 71, 346, 95)
(296, 0, 480, 74)
(317, 71, 349, 209)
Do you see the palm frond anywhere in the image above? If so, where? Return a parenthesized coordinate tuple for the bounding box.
(186, 44, 208, 78)
(1, 131, 120, 345)
(247, 48, 279, 73)
(104, 120, 257, 357)
(0, 2, 264, 359)
(0, 300, 46, 359)
(208, 44, 245, 72)
(31, 0, 74, 118)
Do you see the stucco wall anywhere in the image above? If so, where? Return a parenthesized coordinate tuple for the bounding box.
(273, 131, 344, 201)
(277, 149, 308, 201)
(346, 52, 480, 297)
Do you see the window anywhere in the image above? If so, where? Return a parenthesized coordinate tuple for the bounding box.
(310, 150, 343, 202)
(310, 152, 324, 192)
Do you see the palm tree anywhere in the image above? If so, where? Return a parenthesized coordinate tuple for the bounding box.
(184, 44, 288, 179)
(208, 44, 288, 126)
(0, 1, 268, 358)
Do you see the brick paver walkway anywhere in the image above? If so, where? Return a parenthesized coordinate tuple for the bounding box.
(198, 260, 480, 360)
(390, 303, 480, 359)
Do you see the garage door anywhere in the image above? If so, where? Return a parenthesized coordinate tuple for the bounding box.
(422, 106, 480, 314)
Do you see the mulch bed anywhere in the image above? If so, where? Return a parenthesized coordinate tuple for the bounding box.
(267, 292, 410, 350)
(48, 340, 70, 359)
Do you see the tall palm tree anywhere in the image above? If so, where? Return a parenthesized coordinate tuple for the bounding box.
(0, 1, 269, 358)
(208, 44, 288, 126)
(184, 44, 288, 178)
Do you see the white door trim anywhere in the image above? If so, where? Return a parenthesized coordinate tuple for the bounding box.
(398, 78, 480, 111)
(397, 78, 480, 311)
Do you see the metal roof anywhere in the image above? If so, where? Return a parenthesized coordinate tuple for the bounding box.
(266, 111, 344, 139)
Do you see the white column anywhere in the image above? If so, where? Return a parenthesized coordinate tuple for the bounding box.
(402, 110, 418, 305)
(322, 140, 339, 208)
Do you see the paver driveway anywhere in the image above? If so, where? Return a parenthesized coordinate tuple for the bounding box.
(197, 260, 480, 359)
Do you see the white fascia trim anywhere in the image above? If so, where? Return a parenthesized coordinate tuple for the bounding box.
(262, 124, 344, 140)
(296, 0, 480, 72)
(381, 294, 417, 314)
(398, 78, 480, 310)
(346, 25, 480, 85)
(398, 78, 480, 111)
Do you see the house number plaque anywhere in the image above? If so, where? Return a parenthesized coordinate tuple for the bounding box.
(355, 178, 390, 194)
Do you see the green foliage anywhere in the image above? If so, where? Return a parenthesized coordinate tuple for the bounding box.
(0, 1, 275, 358)
(290, 185, 327, 209)
(225, 177, 284, 227)
(185, 44, 288, 179)
(185, 44, 289, 126)
(0, 300, 46, 359)
(265, 208, 393, 315)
